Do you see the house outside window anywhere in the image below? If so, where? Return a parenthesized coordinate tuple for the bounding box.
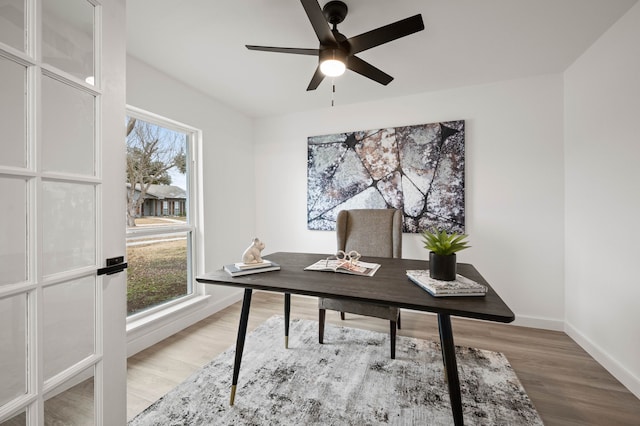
(125, 107, 201, 316)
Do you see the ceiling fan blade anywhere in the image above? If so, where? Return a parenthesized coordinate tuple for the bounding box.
(246, 45, 319, 56)
(347, 55, 393, 86)
(347, 14, 424, 54)
(306, 65, 325, 91)
(300, 0, 337, 45)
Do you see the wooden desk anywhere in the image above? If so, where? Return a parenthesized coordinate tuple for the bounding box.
(197, 252, 515, 426)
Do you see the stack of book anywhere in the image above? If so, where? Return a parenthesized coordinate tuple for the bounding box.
(406, 270, 487, 297)
(223, 260, 281, 277)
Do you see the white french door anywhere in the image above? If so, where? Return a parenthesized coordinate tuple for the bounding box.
(0, 0, 126, 425)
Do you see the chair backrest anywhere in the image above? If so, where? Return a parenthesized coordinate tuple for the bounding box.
(336, 209, 403, 259)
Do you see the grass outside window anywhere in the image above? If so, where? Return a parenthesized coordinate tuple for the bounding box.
(127, 217, 190, 315)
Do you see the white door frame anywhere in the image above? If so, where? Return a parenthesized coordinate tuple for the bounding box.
(99, 0, 127, 424)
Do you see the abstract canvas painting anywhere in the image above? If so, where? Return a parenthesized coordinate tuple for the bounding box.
(307, 120, 465, 233)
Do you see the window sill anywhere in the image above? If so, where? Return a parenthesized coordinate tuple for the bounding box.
(126, 294, 211, 335)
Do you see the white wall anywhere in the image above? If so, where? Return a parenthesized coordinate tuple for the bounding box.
(254, 74, 565, 330)
(564, 2, 640, 397)
(125, 56, 254, 351)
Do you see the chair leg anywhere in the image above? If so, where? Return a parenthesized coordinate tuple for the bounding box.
(340, 312, 345, 321)
(390, 320, 397, 359)
(397, 310, 402, 330)
(319, 309, 326, 344)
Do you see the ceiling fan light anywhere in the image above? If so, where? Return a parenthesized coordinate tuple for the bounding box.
(320, 58, 346, 77)
(319, 48, 347, 77)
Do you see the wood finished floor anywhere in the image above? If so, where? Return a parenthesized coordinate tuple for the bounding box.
(127, 291, 640, 425)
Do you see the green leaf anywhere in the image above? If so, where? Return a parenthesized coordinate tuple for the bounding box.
(420, 228, 470, 255)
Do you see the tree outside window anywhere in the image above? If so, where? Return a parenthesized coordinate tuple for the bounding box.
(126, 117, 186, 227)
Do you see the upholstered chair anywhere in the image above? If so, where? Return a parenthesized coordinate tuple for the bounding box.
(318, 208, 403, 358)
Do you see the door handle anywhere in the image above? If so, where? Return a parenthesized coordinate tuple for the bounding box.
(98, 256, 128, 276)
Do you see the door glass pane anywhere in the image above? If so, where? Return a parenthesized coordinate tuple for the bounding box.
(0, 177, 27, 285)
(44, 367, 94, 425)
(0, 410, 26, 426)
(0, 56, 26, 168)
(0, 0, 25, 51)
(42, 181, 95, 276)
(43, 277, 94, 380)
(42, 75, 95, 175)
(0, 294, 27, 406)
(42, 0, 94, 83)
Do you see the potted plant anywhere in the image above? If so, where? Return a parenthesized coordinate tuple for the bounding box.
(421, 229, 470, 281)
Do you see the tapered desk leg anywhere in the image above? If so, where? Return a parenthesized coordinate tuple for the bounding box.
(230, 288, 252, 406)
(284, 293, 291, 349)
(438, 313, 464, 426)
(318, 309, 326, 343)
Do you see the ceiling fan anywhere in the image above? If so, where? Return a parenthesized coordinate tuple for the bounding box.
(246, 0, 425, 91)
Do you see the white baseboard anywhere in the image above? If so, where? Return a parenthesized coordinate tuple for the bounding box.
(565, 320, 640, 399)
(126, 290, 243, 357)
(393, 307, 564, 331)
(510, 314, 564, 331)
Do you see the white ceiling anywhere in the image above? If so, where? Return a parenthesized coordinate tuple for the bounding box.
(127, 0, 637, 118)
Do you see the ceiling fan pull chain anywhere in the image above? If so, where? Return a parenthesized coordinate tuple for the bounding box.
(332, 79, 336, 107)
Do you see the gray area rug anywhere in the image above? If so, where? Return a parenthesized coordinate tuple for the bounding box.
(129, 316, 543, 425)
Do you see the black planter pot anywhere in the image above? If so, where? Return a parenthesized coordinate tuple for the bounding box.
(429, 252, 457, 281)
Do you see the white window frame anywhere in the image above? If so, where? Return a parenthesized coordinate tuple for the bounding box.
(124, 106, 203, 324)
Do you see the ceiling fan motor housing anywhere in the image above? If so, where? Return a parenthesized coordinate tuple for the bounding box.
(323, 1, 348, 25)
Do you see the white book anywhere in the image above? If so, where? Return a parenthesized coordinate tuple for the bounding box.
(406, 270, 487, 297)
(234, 260, 273, 270)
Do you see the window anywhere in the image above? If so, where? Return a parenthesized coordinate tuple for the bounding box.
(125, 107, 200, 316)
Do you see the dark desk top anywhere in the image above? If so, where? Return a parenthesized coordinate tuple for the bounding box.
(196, 252, 515, 323)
